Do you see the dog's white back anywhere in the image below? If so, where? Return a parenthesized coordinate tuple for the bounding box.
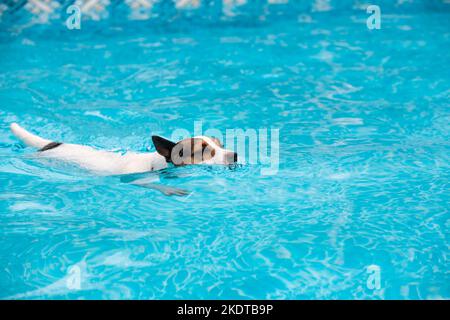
(10, 123, 168, 175)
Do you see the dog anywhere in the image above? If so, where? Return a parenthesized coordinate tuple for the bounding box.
(10, 123, 237, 196)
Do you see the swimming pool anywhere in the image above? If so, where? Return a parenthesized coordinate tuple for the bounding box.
(0, 1, 449, 299)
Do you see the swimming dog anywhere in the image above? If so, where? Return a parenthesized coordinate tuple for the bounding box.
(10, 123, 237, 196)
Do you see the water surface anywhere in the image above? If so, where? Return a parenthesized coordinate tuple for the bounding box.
(0, 2, 449, 299)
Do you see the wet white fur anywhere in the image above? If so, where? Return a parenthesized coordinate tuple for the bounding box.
(10, 123, 168, 175)
(10, 124, 235, 175)
(10, 123, 51, 148)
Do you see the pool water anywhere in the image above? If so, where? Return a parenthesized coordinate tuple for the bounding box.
(0, 2, 449, 299)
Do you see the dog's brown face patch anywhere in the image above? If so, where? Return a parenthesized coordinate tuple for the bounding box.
(171, 137, 217, 165)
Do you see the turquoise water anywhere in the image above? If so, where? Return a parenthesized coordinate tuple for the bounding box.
(0, 2, 449, 299)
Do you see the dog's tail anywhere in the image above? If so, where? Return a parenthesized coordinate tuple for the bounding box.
(10, 123, 52, 149)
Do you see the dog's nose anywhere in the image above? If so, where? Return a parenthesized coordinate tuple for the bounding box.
(226, 152, 238, 163)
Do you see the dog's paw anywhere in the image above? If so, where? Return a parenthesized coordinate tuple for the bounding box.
(163, 187, 190, 196)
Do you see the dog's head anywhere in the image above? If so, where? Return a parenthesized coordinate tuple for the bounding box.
(152, 135, 237, 166)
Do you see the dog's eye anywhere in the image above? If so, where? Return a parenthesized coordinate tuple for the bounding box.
(179, 149, 183, 157)
(201, 144, 215, 157)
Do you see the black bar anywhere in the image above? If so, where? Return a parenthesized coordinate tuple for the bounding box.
(0, 300, 446, 318)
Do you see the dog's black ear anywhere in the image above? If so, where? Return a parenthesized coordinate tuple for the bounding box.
(152, 136, 176, 162)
